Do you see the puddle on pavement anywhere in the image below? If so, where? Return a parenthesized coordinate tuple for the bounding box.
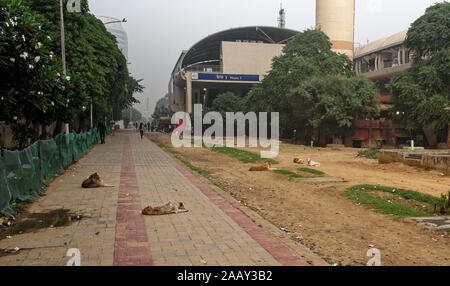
(0, 209, 86, 242)
(0, 209, 87, 258)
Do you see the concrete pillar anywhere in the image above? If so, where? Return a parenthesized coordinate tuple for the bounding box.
(402, 47, 407, 64)
(316, 0, 355, 60)
(186, 72, 193, 114)
(397, 48, 402, 65)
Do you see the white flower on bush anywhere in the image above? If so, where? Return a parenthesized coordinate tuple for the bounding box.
(51, 101, 55, 106)
(5, 21, 9, 27)
(20, 52, 28, 59)
(10, 58, 15, 63)
(37, 91, 43, 95)
(38, 25, 41, 30)
(21, 35, 25, 42)
(35, 42, 42, 49)
(66, 76, 71, 81)
(34, 56, 40, 63)
(57, 72, 61, 77)
(47, 36, 51, 40)
(28, 64, 34, 69)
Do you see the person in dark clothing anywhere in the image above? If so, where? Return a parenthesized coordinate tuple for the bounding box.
(139, 123, 145, 139)
(98, 121, 106, 144)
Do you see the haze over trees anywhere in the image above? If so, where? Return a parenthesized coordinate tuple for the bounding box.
(211, 29, 377, 145)
(389, 2, 450, 146)
(151, 93, 171, 121)
(0, 0, 142, 148)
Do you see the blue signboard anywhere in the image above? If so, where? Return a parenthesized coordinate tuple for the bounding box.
(196, 73, 260, 82)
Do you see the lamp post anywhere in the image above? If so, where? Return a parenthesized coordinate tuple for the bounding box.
(59, 0, 70, 134)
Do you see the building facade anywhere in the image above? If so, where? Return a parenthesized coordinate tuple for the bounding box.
(97, 16, 129, 60)
(169, 26, 300, 114)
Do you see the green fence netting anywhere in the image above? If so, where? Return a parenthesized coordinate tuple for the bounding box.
(0, 127, 104, 216)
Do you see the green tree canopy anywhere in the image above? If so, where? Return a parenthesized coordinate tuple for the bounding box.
(207, 92, 244, 117)
(23, 0, 139, 127)
(152, 94, 170, 120)
(245, 29, 377, 140)
(389, 2, 449, 144)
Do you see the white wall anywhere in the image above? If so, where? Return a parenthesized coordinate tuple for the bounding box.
(221, 41, 285, 75)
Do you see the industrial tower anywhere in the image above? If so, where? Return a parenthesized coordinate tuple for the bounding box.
(278, 3, 286, 28)
(316, 0, 355, 59)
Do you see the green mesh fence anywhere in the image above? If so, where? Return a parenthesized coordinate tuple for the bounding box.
(0, 127, 103, 216)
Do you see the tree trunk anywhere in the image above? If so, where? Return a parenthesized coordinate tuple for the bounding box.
(423, 123, 438, 148)
(32, 122, 41, 143)
(40, 125, 51, 140)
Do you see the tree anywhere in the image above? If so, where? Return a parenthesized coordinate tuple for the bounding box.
(389, 2, 450, 146)
(151, 94, 170, 121)
(114, 76, 143, 121)
(207, 92, 244, 117)
(0, 0, 88, 147)
(245, 29, 377, 142)
(24, 0, 132, 129)
(121, 107, 142, 128)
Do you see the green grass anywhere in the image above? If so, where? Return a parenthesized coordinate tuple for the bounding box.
(273, 169, 304, 180)
(344, 184, 437, 218)
(209, 146, 278, 164)
(297, 168, 325, 176)
(150, 138, 211, 177)
(357, 145, 380, 159)
(354, 184, 441, 206)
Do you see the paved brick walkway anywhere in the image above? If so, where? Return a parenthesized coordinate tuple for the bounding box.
(0, 131, 308, 266)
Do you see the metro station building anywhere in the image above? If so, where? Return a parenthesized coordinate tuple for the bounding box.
(169, 26, 299, 113)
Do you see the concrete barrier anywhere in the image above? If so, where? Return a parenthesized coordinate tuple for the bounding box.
(379, 150, 450, 175)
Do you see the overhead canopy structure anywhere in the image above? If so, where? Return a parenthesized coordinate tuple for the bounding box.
(181, 26, 300, 70)
(355, 30, 407, 58)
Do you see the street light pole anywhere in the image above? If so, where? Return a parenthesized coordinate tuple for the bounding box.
(59, 0, 70, 134)
(59, 0, 67, 77)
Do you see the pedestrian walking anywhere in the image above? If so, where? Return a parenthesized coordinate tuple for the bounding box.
(139, 123, 145, 140)
(98, 120, 106, 144)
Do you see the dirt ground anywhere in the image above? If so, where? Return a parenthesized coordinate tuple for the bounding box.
(149, 133, 450, 266)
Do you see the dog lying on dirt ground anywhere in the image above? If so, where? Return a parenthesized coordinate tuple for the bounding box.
(81, 173, 114, 188)
(249, 162, 271, 171)
(293, 158, 304, 164)
(307, 158, 321, 167)
(142, 202, 188, 216)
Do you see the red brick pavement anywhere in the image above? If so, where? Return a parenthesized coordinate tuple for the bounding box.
(114, 135, 153, 266)
(150, 140, 309, 266)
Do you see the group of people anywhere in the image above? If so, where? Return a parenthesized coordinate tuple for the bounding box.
(96, 121, 152, 145)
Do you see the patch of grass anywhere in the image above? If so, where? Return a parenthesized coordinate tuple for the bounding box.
(273, 169, 304, 180)
(150, 137, 211, 177)
(209, 146, 278, 164)
(345, 187, 431, 218)
(436, 191, 450, 215)
(297, 168, 325, 176)
(357, 145, 380, 159)
(344, 184, 443, 218)
(353, 184, 441, 206)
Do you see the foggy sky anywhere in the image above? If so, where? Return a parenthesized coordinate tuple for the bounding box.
(88, 0, 445, 118)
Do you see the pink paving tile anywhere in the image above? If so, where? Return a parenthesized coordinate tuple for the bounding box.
(114, 135, 153, 266)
